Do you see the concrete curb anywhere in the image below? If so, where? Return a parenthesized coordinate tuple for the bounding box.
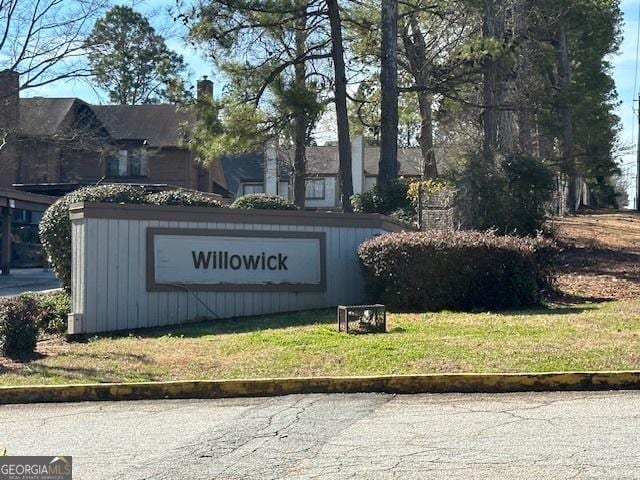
(1, 371, 640, 404)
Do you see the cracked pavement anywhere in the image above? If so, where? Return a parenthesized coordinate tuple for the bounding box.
(1, 391, 639, 479)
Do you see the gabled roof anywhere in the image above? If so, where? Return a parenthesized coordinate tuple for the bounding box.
(220, 151, 264, 196)
(278, 146, 427, 176)
(92, 104, 195, 147)
(19, 98, 78, 136)
(18, 99, 196, 148)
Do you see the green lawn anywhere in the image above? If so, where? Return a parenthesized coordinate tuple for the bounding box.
(1, 299, 640, 386)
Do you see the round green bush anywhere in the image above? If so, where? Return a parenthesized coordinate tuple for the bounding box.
(0, 295, 41, 358)
(230, 193, 299, 210)
(351, 179, 412, 215)
(40, 185, 147, 290)
(358, 230, 555, 312)
(31, 290, 71, 334)
(146, 189, 224, 208)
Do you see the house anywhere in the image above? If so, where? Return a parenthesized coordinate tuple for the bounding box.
(0, 67, 437, 210)
(219, 139, 438, 209)
(0, 70, 223, 197)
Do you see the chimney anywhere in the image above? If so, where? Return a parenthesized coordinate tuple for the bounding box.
(351, 135, 365, 194)
(0, 70, 19, 130)
(196, 75, 213, 101)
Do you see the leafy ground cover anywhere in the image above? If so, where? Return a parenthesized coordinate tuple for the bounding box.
(552, 211, 640, 300)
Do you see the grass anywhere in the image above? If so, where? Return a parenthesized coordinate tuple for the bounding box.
(2, 211, 637, 386)
(1, 299, 640, 386)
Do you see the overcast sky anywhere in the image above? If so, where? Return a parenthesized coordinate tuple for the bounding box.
(26, 0, 640, 204)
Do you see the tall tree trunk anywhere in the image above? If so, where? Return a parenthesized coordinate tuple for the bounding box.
(515, 0, 533, 155)
(378, 0, 399, 186)
(497, 95, 514, 154)
(496, 1, 513, 155)
(292, 7, 308, 208)
(292, 109, 307, 208)
(327, 0, 353, 212)
(517, 109, 533, 155)
(417, 91, 437, 178)
(401, 16, 437, 178)
(482, 0, 499, 167)
(556, 27, 576, 213)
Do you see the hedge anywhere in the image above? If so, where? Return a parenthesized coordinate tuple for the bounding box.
(40, 185, 225, 290)
(351, 179, 412, 216)
(351, 179, 415, 225)
(230, 193, 299, 210)
(40, 185, 147, 290)
(30, 290, 71, 334)
(146, 189, 223, 207)
(0, 295, 41, 358)
(357, 230, 555, 311)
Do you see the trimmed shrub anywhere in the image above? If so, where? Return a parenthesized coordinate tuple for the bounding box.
(351, 179, 415, 224)
(146, 189, 224, 208)
(40, 184, 147, 290)
(0, 295, 41, 357)
(358, 230, 555, 312)
(40, 185, 226, 291)
(33, 290, 71, 334)
(230, 193, 299, 210)
(351, 179, 412, 215)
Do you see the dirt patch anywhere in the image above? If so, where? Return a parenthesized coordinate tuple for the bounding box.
(551, 211, 640, 302)
(0, 334, 69, 369)
(550, 210, 640, 251)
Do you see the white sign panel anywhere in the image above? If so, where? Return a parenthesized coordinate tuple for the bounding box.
(147, 228, 325, 292)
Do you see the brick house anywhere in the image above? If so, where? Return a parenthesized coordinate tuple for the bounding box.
(0, 70, 225, 197)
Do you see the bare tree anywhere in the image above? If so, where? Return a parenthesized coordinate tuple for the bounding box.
(0, 0, 108, 93)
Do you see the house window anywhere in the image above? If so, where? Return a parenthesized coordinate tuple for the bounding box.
(242, 183, 264, 195)
(365, 176, 377, 192)
(305, 178, 325, 200)
(106, 149, 148, 178)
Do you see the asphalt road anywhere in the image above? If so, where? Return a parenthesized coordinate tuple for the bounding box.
(1, 391, 639, 479)
(0, 268, 59, 297)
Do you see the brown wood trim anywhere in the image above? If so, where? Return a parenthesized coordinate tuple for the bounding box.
(0, 188, 56, 207)
(69, 201, 412, 232)
(146, 228, 327, 293)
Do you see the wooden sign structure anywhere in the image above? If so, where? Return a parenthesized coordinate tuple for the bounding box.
(67, 202, 407, 334)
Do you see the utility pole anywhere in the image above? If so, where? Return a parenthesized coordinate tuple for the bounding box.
(637, 94, 640, 211)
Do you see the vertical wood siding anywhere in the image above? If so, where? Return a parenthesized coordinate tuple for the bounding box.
(70, 210, 397, 334)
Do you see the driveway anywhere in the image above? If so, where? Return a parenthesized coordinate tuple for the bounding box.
(0, 268, 60, 297)
(1, 391, 639, 479)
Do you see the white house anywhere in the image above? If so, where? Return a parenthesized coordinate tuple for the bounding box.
(218, 137, 440, 209)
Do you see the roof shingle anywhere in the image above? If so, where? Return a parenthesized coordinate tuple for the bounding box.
(19, 99, 196, 148)
(19, 98, 77, 136)
(91, 104, 195, 147)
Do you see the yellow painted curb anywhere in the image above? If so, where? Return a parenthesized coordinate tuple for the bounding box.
(1, 371, 639, 404)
